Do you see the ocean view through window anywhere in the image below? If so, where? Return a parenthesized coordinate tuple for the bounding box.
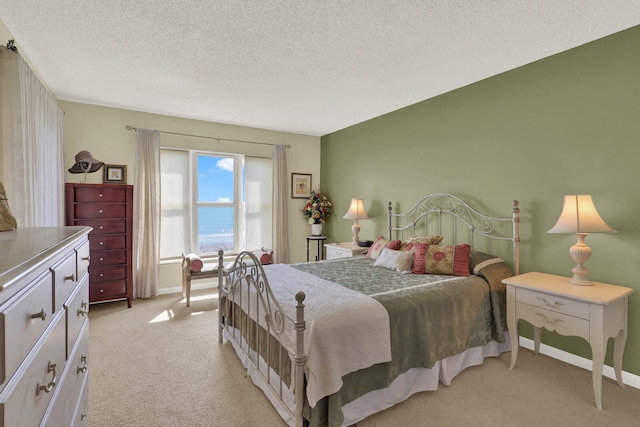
(160, 148, 272, 259)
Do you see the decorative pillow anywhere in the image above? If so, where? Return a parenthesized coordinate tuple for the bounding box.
(410, 243, 429, 274)
(400, 235, 443, 251)
(428, 244, 471, 276)
(184, 253, 204, 272)
(373, 248, 415, 273)
(412, 244, 471, 276)
(367, 236, 388, 259)
(253, 247, 273, 265)
(469, 250, 504, 275)
(386, 239, 402, 250)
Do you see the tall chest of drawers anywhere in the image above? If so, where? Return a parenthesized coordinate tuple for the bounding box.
(0, 226, 91, 426)
(65, 183, 133, 308)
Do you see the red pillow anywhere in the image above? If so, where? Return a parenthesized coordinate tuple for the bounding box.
(385, 239, 402, 250)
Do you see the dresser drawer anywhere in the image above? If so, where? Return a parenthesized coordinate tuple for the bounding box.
(90, 265, 127, 283)
(74, 187, 127, 203)
(52, 253, 78, 313)
(75, 219, 126, 235)
(516, 287, 589, 319)
(90, 280, 127, 300)
(89, 235, 126, 251)
(0, 272, 53, 391)
(72, 376, 89, 427)
(90, 250, 127, 267)
(65, 276, 89, 359)
(0, 309, 66, 427)
(74, 204, 126, 219)
(515, 301, 590, 340)
(41, 322, 89, 427)
(75, 240, 91, 281)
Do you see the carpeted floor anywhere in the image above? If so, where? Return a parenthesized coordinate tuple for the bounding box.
(88, 290, 640, 426)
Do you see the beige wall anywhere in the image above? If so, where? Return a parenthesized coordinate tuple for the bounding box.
(60, 101, 321, 292)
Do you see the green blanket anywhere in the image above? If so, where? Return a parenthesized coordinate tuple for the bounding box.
(292, 255, 512, 427)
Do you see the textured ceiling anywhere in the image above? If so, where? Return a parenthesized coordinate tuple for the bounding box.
(1, 1, 639, 136)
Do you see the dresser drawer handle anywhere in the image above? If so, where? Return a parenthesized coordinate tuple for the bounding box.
(99, 257, 104, 261)
(99, 241, 104, 246)
(535, 312, 565, 324)
(99, 193, 103, 197)
(77, 355, 88, 374)
(64, 274, 76, 282)
(99, 273, 104, 277)
(99, 209, 103, 214)
(82, 255, 91, 262)
(31, 308, 47, 321)
(99, 225, 104, 230)
(536, 296, 564, 308)
(78, 301, 88, 317)
(36, 361, 57, 395)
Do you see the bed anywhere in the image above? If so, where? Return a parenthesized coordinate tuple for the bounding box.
(216, 193, 520, 427)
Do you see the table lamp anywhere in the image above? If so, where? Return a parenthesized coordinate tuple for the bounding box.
(343, 198, 369, 245)
(547, 195, 616, 285)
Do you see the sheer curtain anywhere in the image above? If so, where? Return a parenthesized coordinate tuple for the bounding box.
(272, 144, 289, 263)
(0, 48, 64, 227)
(133, 128, 161, 299)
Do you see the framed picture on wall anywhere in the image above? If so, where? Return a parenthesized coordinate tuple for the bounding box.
(291, 173, 312, 199)
(104, 164, 127, 184)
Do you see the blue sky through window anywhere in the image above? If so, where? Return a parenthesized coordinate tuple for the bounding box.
(197, 155, 234, 202)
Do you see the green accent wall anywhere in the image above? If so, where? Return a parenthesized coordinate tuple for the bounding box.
(321, 25, 640, 376)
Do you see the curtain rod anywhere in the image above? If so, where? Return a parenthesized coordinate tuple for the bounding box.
(125, 125, 290, 148)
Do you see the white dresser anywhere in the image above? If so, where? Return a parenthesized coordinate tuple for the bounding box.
(0, 227, 91, 426)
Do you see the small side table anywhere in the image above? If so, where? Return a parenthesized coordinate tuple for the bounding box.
(306, 236, 327, 261)
(325, 242, 368, 260)
(502, 272, 633, 410)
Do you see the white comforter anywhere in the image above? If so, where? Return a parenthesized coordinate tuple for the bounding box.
(250, 264, 392, 407)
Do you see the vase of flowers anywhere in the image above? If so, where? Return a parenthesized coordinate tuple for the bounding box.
(301, 190, 334, 236)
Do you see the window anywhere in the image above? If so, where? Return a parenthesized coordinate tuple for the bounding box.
(160, 149, 272, 259)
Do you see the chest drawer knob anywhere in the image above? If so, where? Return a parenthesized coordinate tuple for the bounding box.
(99, 241, 104, 246)
(64, 273, 76, 282)
(36, 360, 57, 395)
(82, 255, 91, 262)
(99, 193, 103, 197)
(77, 355, 88, 374)
(31, 308, 47, 321)
(99, 209, 103, 214)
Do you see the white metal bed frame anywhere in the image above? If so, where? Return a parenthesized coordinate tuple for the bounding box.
(217, 193, 520, 427)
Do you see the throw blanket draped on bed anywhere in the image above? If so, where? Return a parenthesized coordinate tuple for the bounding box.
(260, 264, 392, 407)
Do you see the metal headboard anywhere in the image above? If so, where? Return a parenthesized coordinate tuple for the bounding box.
(387, 193, 520, 275)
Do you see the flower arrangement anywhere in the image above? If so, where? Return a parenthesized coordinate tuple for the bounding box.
(302, 190, 334, 224)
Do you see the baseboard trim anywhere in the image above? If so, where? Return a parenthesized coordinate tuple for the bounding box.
(157, 281, 217, 296)
(519, 337, 640, 390)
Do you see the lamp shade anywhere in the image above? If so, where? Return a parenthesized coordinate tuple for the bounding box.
(342, 198, 369, 220)
(547, 195, 615, 234)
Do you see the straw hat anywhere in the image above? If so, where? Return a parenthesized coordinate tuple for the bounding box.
(68, 151, 104, 174)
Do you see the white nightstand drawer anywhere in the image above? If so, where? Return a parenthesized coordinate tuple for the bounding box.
(517, 287, 590, 319)
(515, 301, 589, 340)
(327, 247, 352, 259)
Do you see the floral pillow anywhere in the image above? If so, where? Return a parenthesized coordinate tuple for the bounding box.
(412, 243, 471, 276)
(366, 236, 387, 259)
(400, 235, 444, 251)
(373, 248, 415, 273)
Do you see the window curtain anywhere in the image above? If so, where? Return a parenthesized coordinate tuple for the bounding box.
(272, 144, 289, 263)
(0, 47, 64, 227)
(133, 128, 161, 299)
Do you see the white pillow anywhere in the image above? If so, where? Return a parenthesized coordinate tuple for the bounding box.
(373, 248, 414, 273)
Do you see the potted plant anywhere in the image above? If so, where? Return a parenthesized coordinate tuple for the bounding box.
(301, 190, 334, 236)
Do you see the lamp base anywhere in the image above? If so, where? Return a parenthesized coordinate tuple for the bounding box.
(568, 233, 593, 286)
(351, 221, 360, 246)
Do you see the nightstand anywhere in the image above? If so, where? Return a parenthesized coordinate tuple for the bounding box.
(324, 242, 368, 260)
(502, 272, 633, 410)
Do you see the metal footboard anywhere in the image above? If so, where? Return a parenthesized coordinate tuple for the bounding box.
(217, 251, 306, 427)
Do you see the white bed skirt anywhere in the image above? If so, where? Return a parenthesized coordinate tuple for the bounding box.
(224, 329, 511, 427)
